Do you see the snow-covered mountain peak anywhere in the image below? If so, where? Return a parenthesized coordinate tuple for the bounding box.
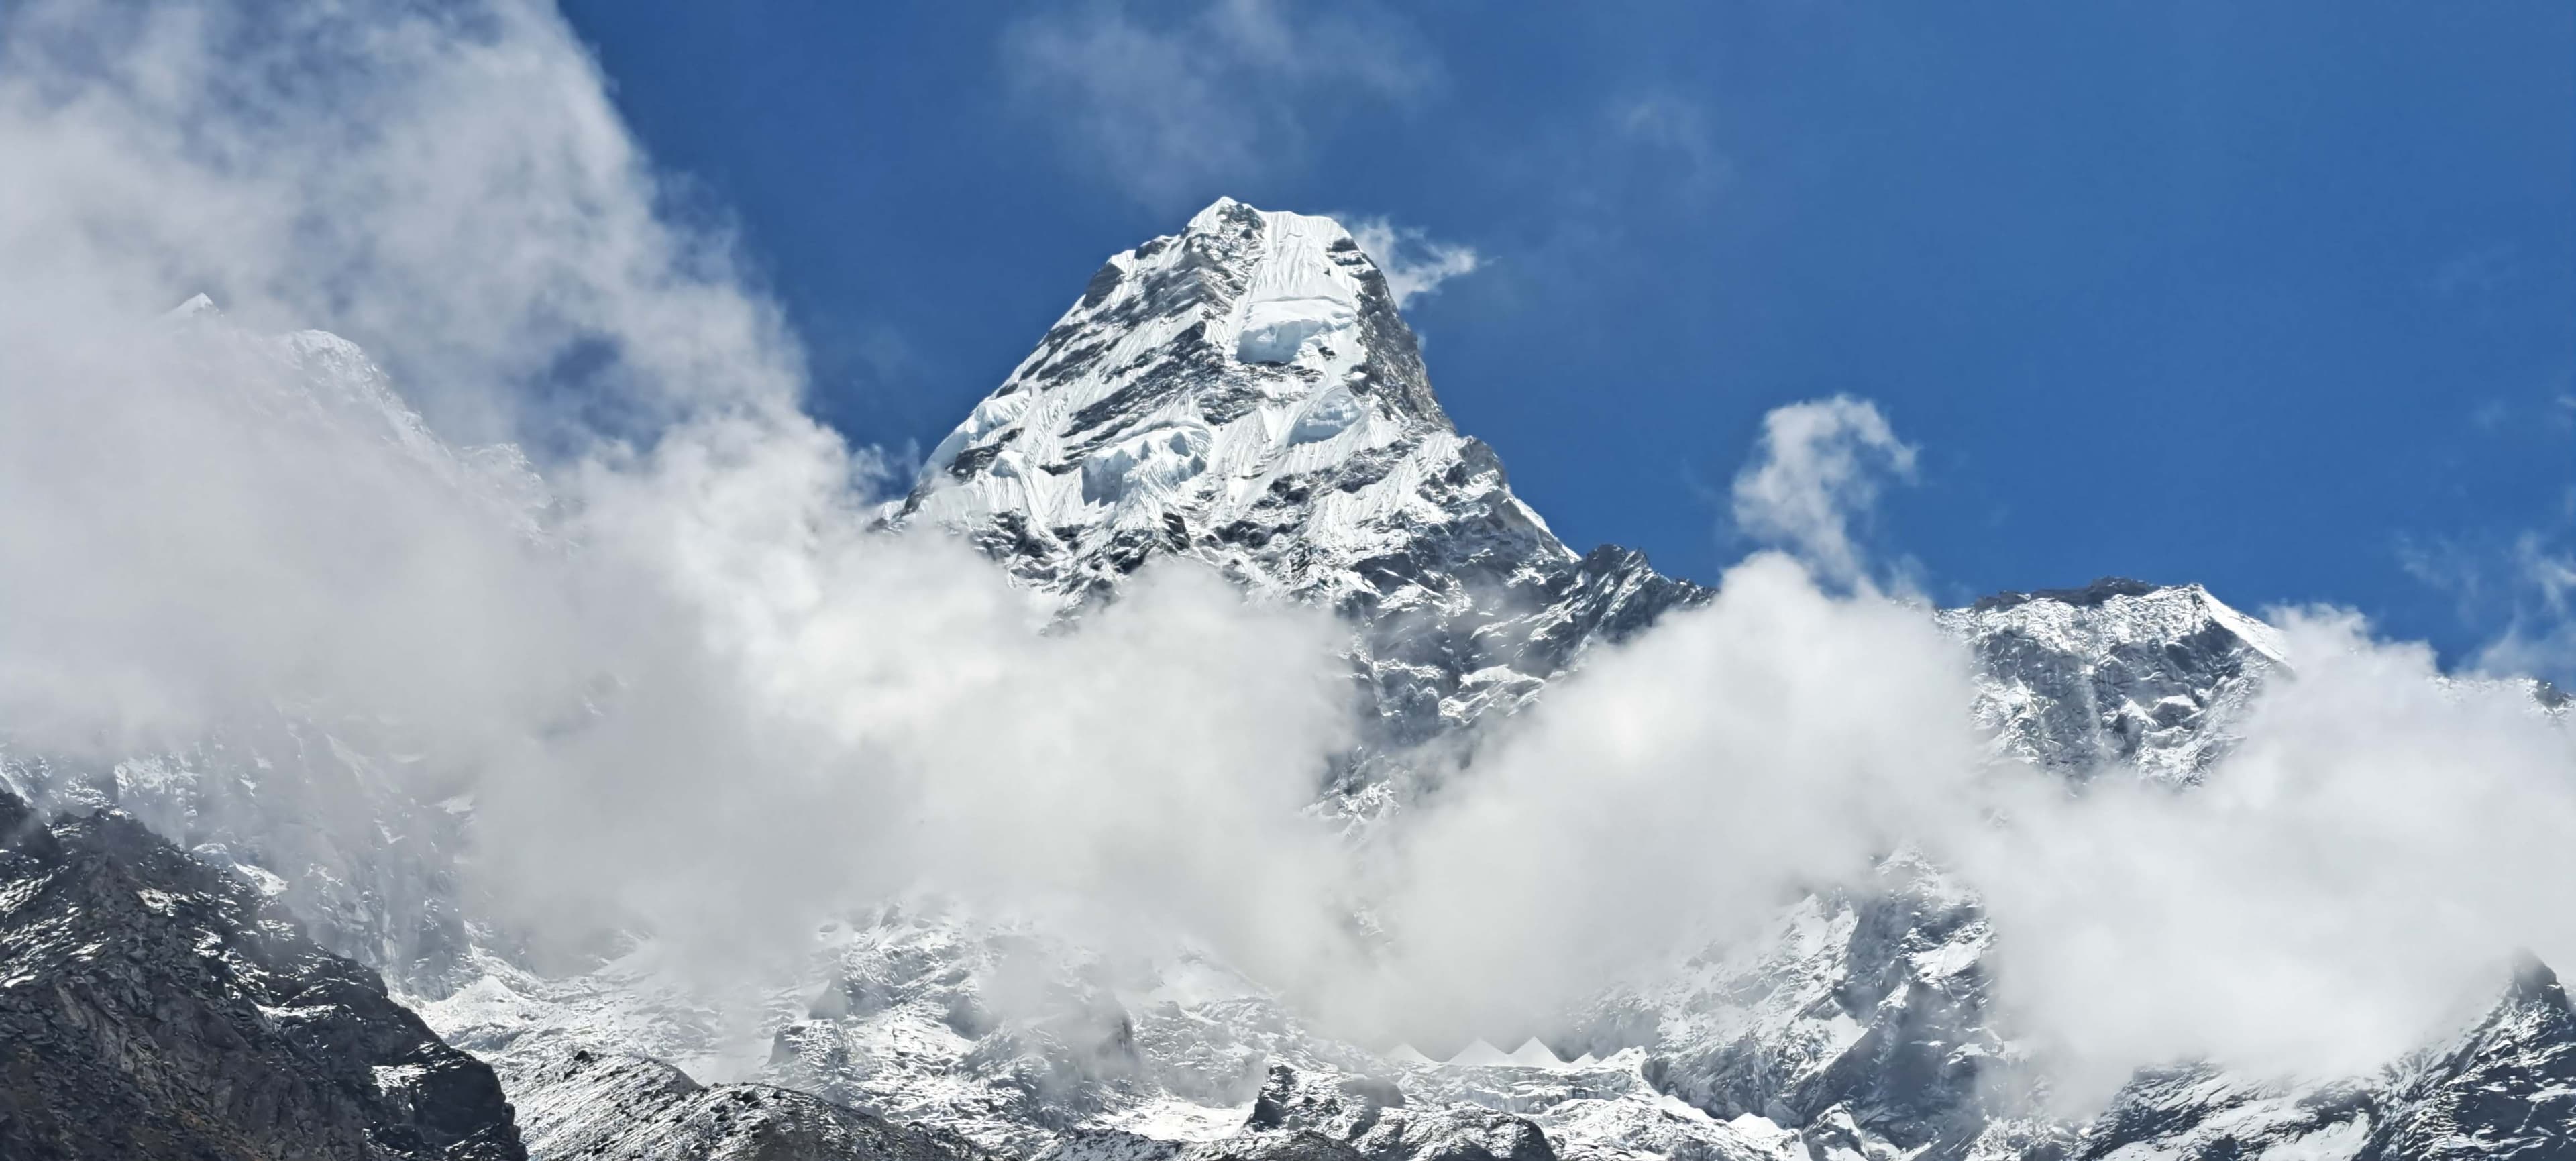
(890, 201, 2316, 790)
(1175, 198, 1392, 375)
(901, 197, 1488, 605)
(894, 199, 1693, 761)
(174, 313, 559, 543)
(1938, 577, 2287, 783)
(1956, 577, 2287, 667)
(1215, 207, 1364, 366)
(161, 291, 221, 321)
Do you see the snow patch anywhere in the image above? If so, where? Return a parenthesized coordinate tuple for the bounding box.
(1231, 212, 1359, 366)
(373, 1063, 427, 1095)
(1236, 300, 1353, 365)
(1093, 1097, 1252, 1142)
(2196, 585, 2291, 665)
(160, 292, 219, 321)
(1288, 384, 1363, 445)
(929, 390, 1036, 475)
(2253, 1117, 2371, 1160)
(1082, 425, 1211, 506)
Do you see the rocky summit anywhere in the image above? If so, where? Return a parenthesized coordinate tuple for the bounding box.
(3, 199, 2570, 1160)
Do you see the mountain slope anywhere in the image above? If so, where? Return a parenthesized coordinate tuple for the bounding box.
(0, 787, 523, 1160)
(4, 302, 545, 995)
(1937, 577, 2287, 785)
(894, 199, 1703, 790)
(498, 1043, 994, 1161)
(2362, 956, 2576, 1161)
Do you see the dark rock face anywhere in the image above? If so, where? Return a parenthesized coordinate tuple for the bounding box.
(0, 788, 522, 1160)
(4, 710, 476, 991)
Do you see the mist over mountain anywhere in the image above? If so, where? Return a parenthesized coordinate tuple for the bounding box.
(1, 3, 2572, 1161)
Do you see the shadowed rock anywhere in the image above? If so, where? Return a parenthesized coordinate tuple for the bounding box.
(0, 787, 522, 1160)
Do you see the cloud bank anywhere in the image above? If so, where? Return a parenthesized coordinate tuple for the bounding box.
(3, 0, 2573, 1121)
(1970, 612, 2576, 1101)
(0, 0, 1359, 988)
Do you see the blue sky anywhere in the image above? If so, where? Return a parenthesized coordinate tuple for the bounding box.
(562, 1, 2574, 670)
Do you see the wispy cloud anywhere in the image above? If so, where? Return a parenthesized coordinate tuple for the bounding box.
(2470, 533, 2576, 681)
(1729, 396, 1919, 587)
(1610, 92, 1731, 195)
(2400, 526, 2576, 683)
(2428, 241, 2521, 303)
(1344, 216, 1479, 307)
(1000, 0, 1439, 209)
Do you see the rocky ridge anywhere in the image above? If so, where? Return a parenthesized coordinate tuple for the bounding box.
(1937, 577, 2287, 786)
(0, 785, 523, 1160)
(496, 1042, 994, 1161)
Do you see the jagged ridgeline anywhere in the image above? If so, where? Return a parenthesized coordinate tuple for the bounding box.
(4, 200, 2570, 1160)
(893, 199, 1707, 800)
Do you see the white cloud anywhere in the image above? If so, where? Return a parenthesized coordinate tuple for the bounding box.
(1000, 0, 1438, 208)
(0, 0, 1362, 989)
(1354, 552, 1988, 1043)
(8, 1, 2576, 1125)
(2467, 533, 2576, 681)
(2516, 532, 2576, 614)
(1729, 396, 1920, 586)
(1353, 557, 2576, 1103)
(1966, 608, 2576, 1103)
(1345, 217, 1481, 307)
(2400, 529, 2576, 683)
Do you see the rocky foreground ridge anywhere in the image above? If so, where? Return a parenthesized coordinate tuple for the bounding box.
(0, 786, 521, 1160)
